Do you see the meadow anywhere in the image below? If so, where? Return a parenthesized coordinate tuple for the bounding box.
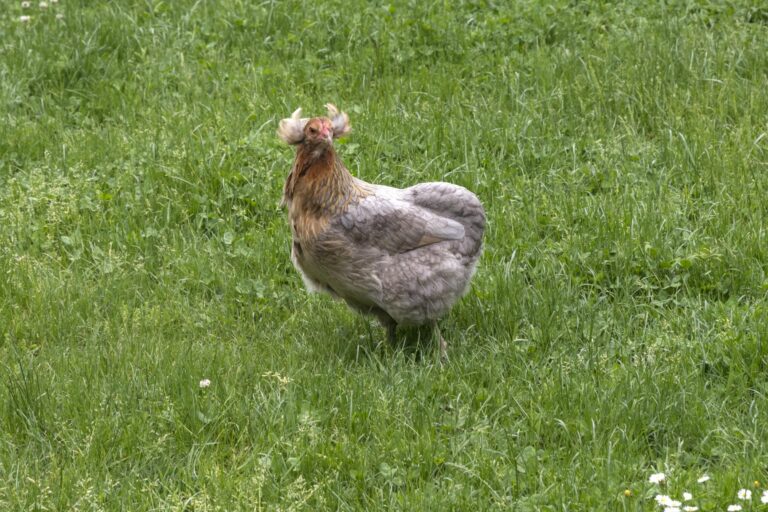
(1, 0, 768, 510)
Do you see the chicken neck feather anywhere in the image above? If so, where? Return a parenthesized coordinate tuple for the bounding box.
(285, 143, 371, 240)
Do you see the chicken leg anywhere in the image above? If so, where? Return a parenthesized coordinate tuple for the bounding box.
(433, 322, 449, 362)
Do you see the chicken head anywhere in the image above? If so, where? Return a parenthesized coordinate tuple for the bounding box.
(277, 104, 350, 146)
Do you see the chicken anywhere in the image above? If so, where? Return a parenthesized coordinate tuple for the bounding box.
(278, 104, 485, 359)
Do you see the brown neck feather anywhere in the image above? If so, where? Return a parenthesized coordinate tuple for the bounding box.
(283, 143, 360, 215)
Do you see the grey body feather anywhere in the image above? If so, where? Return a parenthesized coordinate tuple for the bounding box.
(291, 180, 485, 327)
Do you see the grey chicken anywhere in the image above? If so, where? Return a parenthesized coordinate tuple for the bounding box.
(278, 104, 485, 358)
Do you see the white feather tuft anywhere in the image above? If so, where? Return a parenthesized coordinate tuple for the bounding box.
(325, 103, 351, 139)
(277, 107, 309, 145)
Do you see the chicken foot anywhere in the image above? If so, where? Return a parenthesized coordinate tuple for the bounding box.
(364, 304, 448, 361)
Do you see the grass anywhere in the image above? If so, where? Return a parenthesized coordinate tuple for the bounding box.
(1, 0, 768, 509)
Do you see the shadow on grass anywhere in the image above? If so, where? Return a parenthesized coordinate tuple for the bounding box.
(324, 320, 447, 367)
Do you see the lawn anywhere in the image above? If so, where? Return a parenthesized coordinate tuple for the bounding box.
(1, 0, 768, 510)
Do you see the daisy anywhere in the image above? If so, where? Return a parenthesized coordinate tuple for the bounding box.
(21, 1, 31, 7)
(39, 1, 48, 8)
(199, 378, 211, 388)
(656, 495, 681, 507)
(19, 15, 31, 21)
(663, 508, 681, 512)
(697, 475, 710, 484)
(649, 472, 666, 484)
(737, 489, 751, 500)
(682, 492, 693, 501)
(727, 505, 742, 512)
(761, 490, 768, 504)
(682, 507, 698, 512)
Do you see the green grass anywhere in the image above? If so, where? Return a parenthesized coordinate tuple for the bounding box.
(1, 0, 768, 509)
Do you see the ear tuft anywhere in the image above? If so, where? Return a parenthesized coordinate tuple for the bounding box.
(277, 108, 309, 145)
(326, 103, 351, 139)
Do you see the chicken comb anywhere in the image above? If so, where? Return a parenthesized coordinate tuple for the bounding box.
(277, 108, 310, 145)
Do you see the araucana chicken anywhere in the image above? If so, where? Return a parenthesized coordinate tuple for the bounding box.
(278, 104, 485, 359)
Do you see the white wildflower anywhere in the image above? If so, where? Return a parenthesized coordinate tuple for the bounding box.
(682, 492, 693, 501)
(663, 508, 681, 512)
(21, 1, 31, 7)
(199, 378, 211, 388)
(649, 472, 666, 484)
(55, 13, 63, 19)
(51, 0, 58, 2)
(39, 1, 48, 8)
(682, 507, 698, 512)
(761, 490, 768, 504)
(697, 475, 710, 483)
(737, 489, 751, 500)
(655, 495, 678, 506)
(727, 505, 742, 512)
(19, 15, 31, 21)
